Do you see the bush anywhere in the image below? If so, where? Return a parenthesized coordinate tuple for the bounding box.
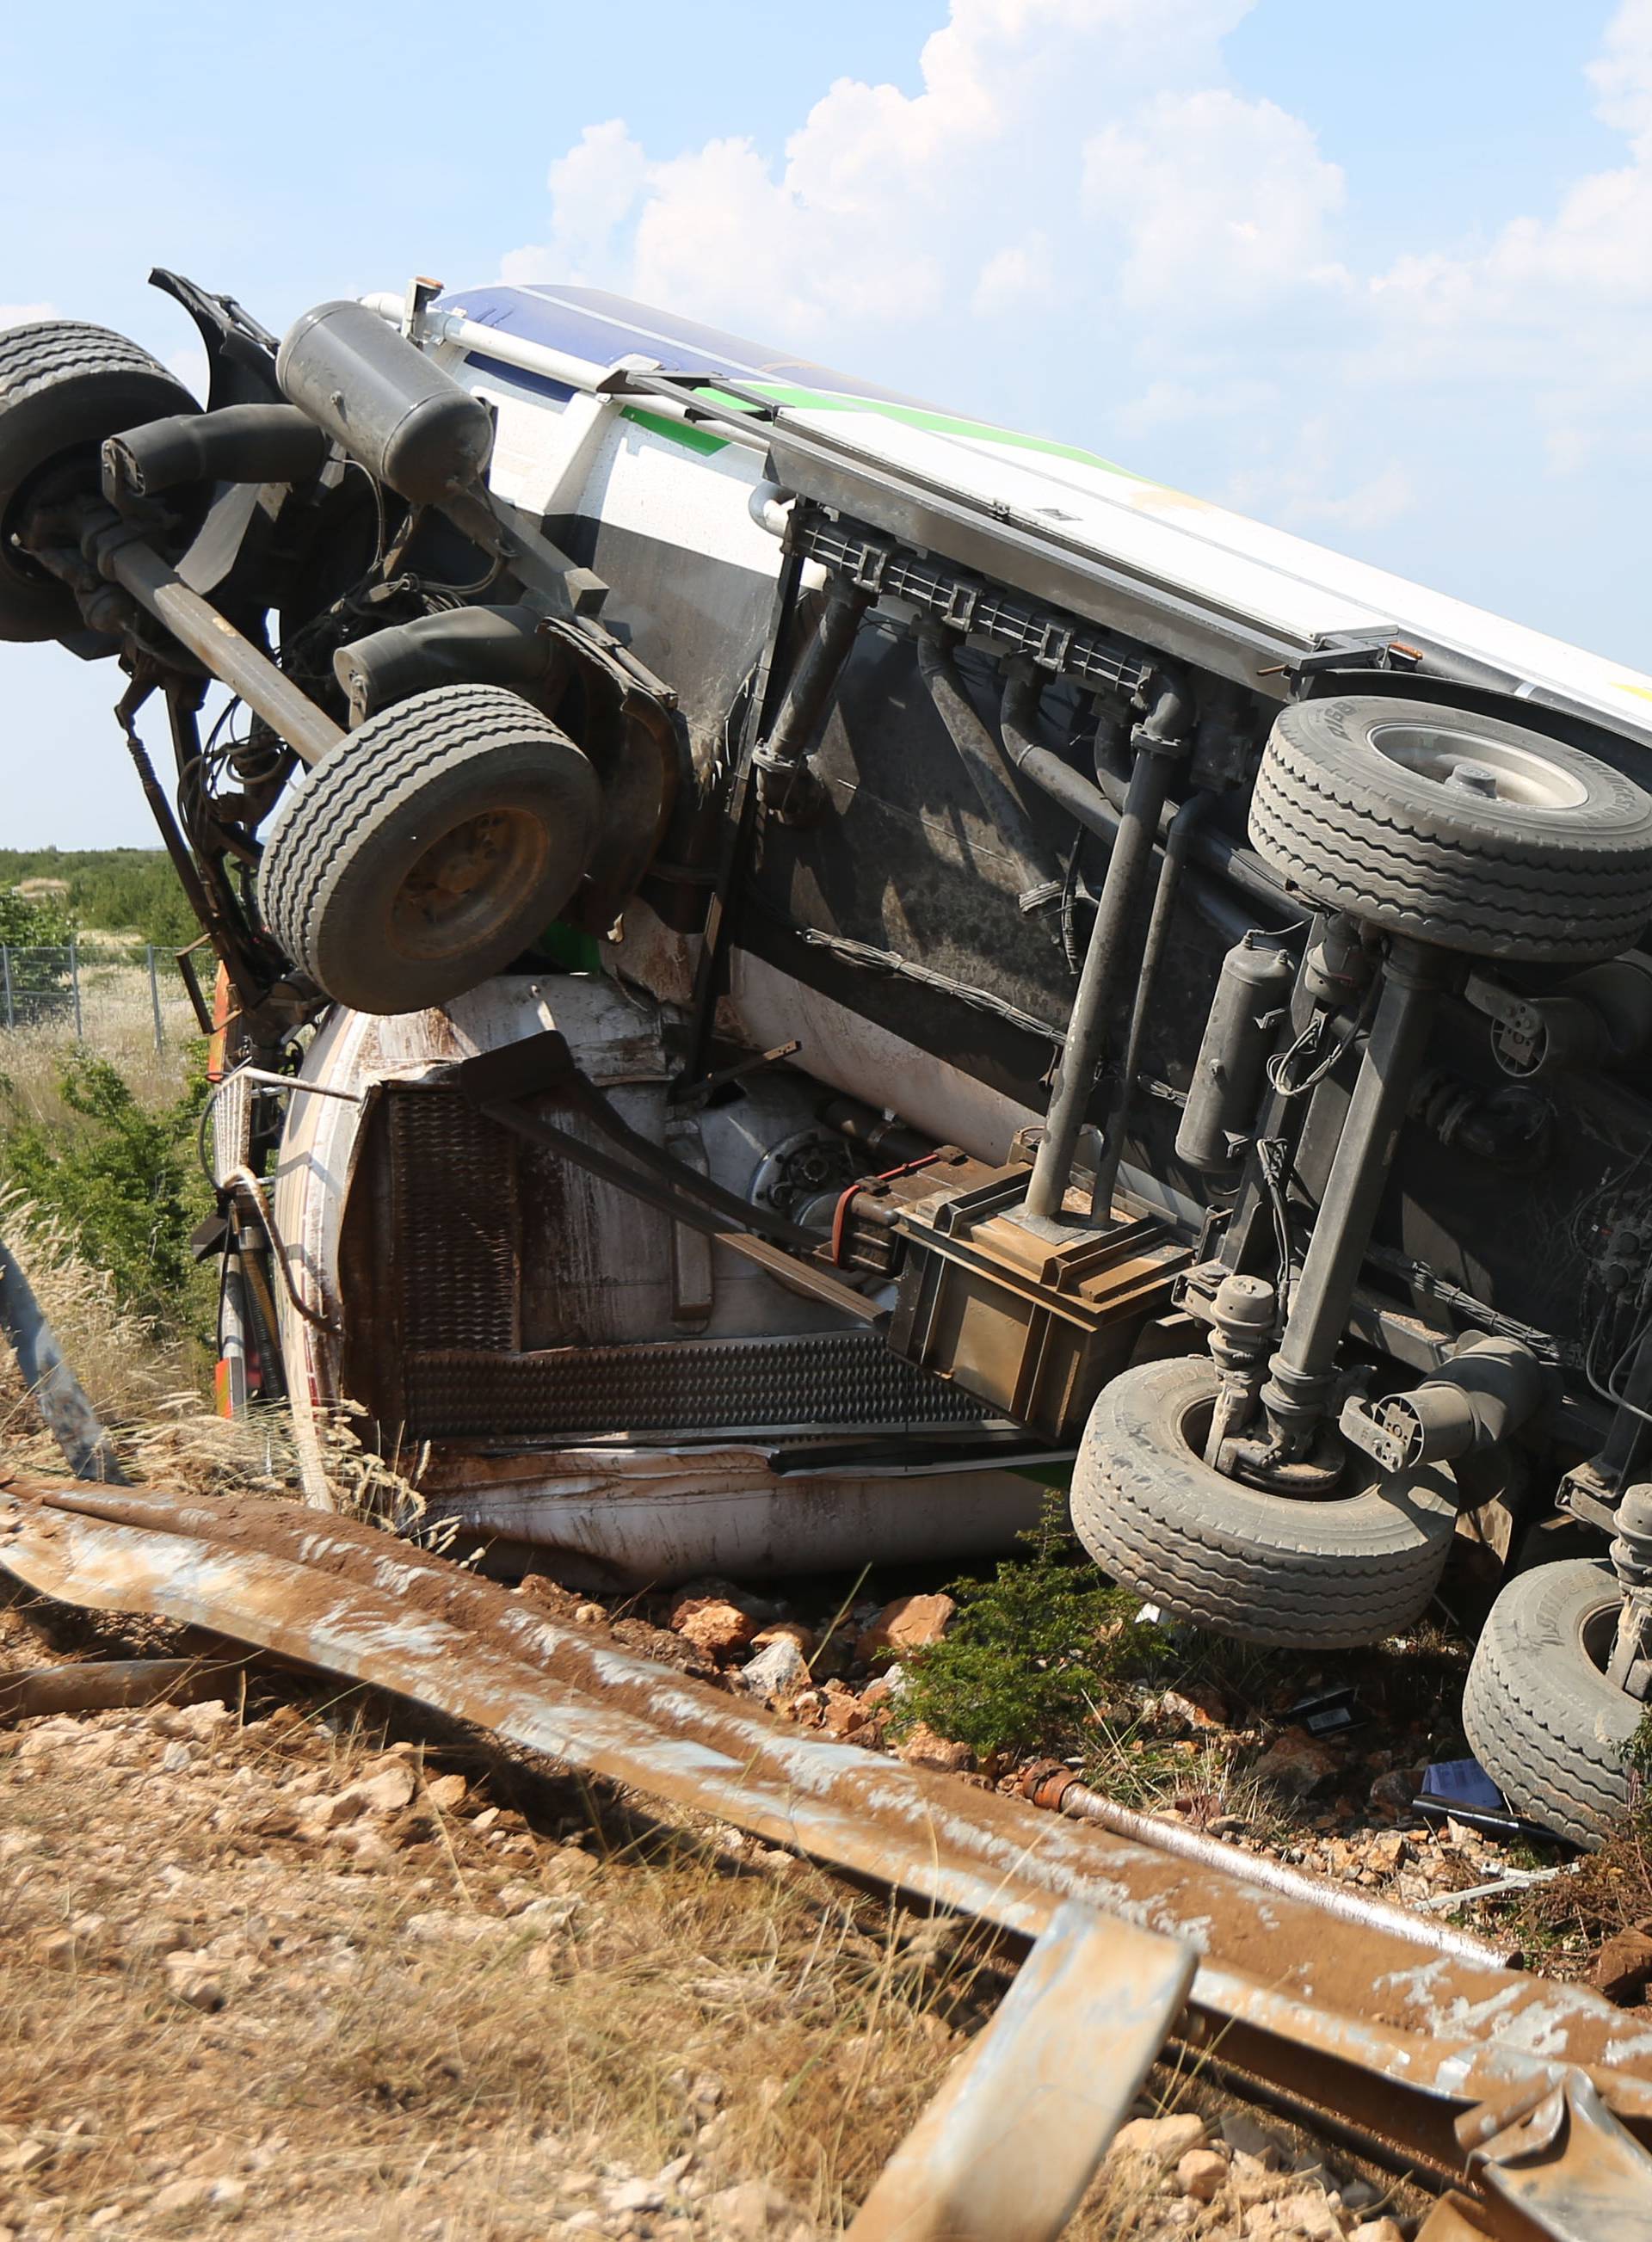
(0, 888, 75, 947)
(0, 1049, 213, 1340)
(1630, 1706, 1652, 1826)
(891, 1494, 1148, 1758)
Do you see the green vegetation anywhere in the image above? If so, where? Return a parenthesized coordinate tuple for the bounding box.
(1630, 1705, 1652, 1827)
(891, 1495, 1150, 1758)
(0, 847, 196, 946)
(0, 1049, 213, 1340)
(0, 887, 76, 947)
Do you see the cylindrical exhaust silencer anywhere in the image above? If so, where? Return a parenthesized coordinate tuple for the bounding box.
(1175, 933, 1296, 1178)
(277, 299, 494, 504)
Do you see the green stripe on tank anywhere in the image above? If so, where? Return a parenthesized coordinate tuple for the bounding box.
(620, 406, 729, 455)
(740, 382, 1146, 483)
(620, 378, 1144, 485)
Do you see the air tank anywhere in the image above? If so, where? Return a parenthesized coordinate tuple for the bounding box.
(1174, 933, 1296, 1179)
(277, 299, 494, 504)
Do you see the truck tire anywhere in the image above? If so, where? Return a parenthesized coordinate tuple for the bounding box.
(1070, 1355, 1458, 1648)
(0, 320, 200, 643)
(1461, 1557, 1642, 1849)
(1248, 695, 1652, 964)
(260, 683, 601, 1015)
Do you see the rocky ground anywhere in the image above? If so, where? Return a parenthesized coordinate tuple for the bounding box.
(628, 1573, 1652, 2004)
(0, 1574, 1442, 2242)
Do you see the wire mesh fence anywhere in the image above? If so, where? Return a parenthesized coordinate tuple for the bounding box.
(0, 944, 200, 1053)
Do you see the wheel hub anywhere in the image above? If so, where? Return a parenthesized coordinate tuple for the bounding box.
(1366, 720, 1590, 810)
(392, 808, 550, 960)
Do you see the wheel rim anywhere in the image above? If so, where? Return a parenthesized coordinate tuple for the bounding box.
(1170, 1380, 1372, 1506)
(1575, 1590, 1627, 1681)
(388, 807, 551, 962)
(1366, 720, 1589, 810)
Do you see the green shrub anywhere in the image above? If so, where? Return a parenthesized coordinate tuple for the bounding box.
(0, 1049, 213, 1339)
(890, 1495, 1147, 1758)
(0, 888, 76, 947)
(1629, 1706, 1652, 1827)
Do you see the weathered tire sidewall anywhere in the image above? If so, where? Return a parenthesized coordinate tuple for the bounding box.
(1248, 694, 1652, 962)
(1462, 1557, 1640, 1849)
(1278, 697, 1649, 846)
(0, 322, 200, 642)
(262, 685, 602, 1015)
(1071, 1354, 1458, 1648)
(306, 746, 592, 1011)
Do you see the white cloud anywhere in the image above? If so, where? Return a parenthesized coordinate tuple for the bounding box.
(494, 0, 1652, 662)
(499, 1, 1328, 349)
(1372, 0, 1652, 353)
(1082, 89, 1346, 312)
(1221, 417, 1416, 538)
(971, 233, 1056, 317)
(502, 121, 650, 286)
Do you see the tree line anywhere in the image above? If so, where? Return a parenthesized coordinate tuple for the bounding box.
(0, 849, 196, 947)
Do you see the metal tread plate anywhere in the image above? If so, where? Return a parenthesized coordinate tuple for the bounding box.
(399, 1328, 990, 1442)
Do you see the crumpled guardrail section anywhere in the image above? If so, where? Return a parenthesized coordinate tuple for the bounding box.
(2, 1470, 1650, 2238)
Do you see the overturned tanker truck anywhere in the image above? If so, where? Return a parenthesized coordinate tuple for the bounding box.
(5, 271, 1652, 1841)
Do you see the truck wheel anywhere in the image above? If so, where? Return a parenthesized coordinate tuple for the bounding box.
(0, 320, 200, 643)
(1070, 1355, 1458, 1648)
(1461, 1558, 1642, 1849)
(1248, 695, 1652, 964)
(260, 682, 601, 1015)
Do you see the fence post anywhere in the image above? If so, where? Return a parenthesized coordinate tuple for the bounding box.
(0, 945, 10, 1031)
(147, 945, 164, 1054)
(70, 939, 83, 1042)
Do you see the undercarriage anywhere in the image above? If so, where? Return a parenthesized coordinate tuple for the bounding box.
(5, 268, 1652, 1842)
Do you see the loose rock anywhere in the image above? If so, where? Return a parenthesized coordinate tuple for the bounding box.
(1251, 1729, 1341, 1795)
(1593, 1925, 1652, 2005)
(1176, 2146, 1230, 2201)
(1108, 2113, 1207, 2166)
(1158, 1683, 1228, 1730)
(669, 1596, 756, 1660)
(894, 1722, 972, 1773)
(854, 1594, 955, 1664)
(705, 2179, 809, 2239)
(735, 1635, 811, 1704)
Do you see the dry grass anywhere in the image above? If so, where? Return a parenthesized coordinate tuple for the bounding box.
(0, 1602, 1022, 2239)
(0, 1194, 193, 1457)
(0, 993, 196, 1135)
(1510, 1807, 1652, 1971)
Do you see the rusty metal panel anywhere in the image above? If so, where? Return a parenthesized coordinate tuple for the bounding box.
(846, 1902, 1195, 2242)
(388, 1092, 519, 1354)
(398, 1330, 993, 1441)
(1457, 2071, 1652, 2242)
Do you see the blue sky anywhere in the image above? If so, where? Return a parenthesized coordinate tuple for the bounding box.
(3, 0, 1649, 843)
